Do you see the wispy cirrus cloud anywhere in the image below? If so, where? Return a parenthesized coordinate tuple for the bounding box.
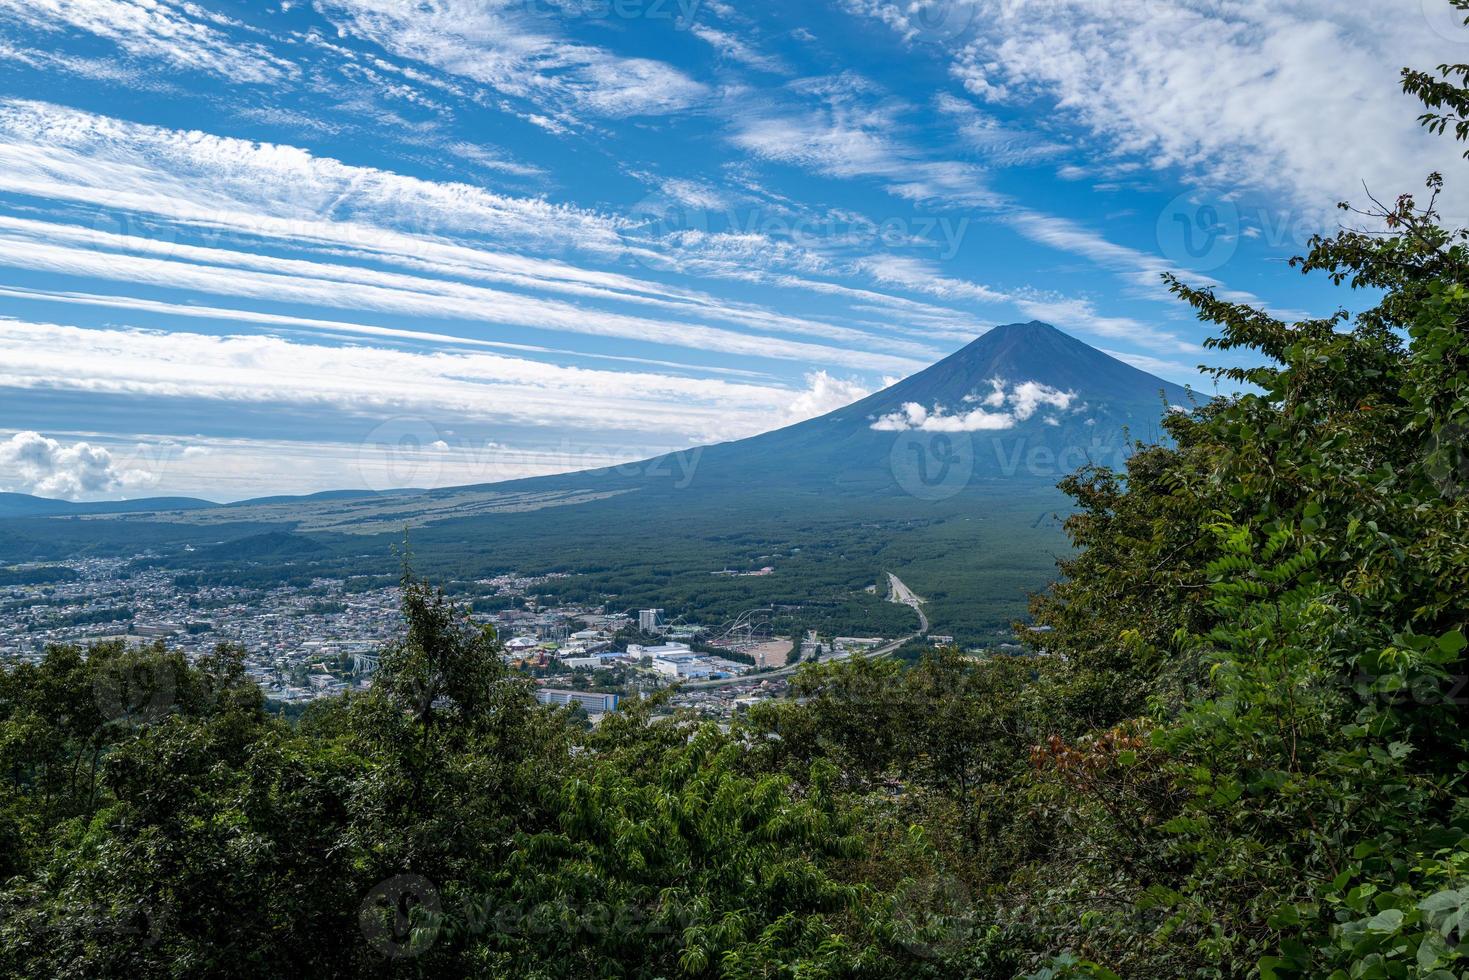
(0, 285, 777, 379)
(0, 222, 927, 374)
(0, 100, 971, 363)
(690, 24, 790, 75)
(1005, 209, 1302, 327)
(0, 99, 626, 253)
(0, 0, 294, 83)
(0, 318, 869, 442)
(729, 80, 1000, 208)
(315, 0, 709, 120)
(848, 0, 1463, 218)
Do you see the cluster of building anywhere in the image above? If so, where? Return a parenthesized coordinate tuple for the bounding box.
(2, 559, 911, 723)
(0, 559, 625, 707)
(627, 642, 753, 681)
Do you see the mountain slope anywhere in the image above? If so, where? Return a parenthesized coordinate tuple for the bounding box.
(0, 323, 1203, 643)
(879, 321, 1196, 406)
(462, 321, 1204, 500)
(0, 323, 1200, 519)
(0, 493, 218, 518)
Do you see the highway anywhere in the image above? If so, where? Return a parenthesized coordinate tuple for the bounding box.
(886, 571, 929, 634)
(681, 572, 927, 690)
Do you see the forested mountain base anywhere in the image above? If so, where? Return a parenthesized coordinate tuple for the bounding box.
(6, 22, 1469, 980)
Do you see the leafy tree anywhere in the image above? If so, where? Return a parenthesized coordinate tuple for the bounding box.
(1004, 13, 1469, 974)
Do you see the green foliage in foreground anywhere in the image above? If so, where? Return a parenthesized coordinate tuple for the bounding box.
(0, 583, 966, 978)
(7, 24, 1469, 978)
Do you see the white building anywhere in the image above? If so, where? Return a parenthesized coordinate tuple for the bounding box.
(536, 689, 619, 713)
(628, 642, 691, 658)
(651, 657, 713, 679)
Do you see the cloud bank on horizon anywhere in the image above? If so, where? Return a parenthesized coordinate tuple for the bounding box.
(0, 0, 1456, 498)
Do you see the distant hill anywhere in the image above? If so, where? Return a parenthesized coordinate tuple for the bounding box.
(0, 493, 218, 518)
(0, 488, 424, 519)
(228, 489, 425, 508)
(198, 531, 330, 561)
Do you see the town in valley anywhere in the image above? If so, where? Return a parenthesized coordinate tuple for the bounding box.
(0, 555, 956, 720)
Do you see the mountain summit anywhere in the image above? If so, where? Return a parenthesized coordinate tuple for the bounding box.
(0, 323, 1203, 639)
(482, 321, 1203, 501)
(0, 323, 1201, 518)
(875, 321, 1197, 408)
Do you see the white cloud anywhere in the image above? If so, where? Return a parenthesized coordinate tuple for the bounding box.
(315, 0, 708, 119)
(782, 371, 871, 424)
(1005, 210, 1297, 341)
(691, 24, 790, 74)
(0, 318, 880, 443)
(935, 91, 1068, 166)
(732, 106, 998, 207)
(717, 82, 1251, 356)
(1100, 348, 1207, 387)
(870, 378, 1076, 432)
(0, 285, 775, 380)
(0, 0, 294, 83)
(654, 176, 736, 211)
(0, 216, 926, 374)
(0, 99, 627, 256)
(855, 255, 1009, 305)
(856, 0, 1467, 219)
(0, 100, 942, 369)
(0, 430, 149, 499)
(0, 39, 178, 91)
(443, 141, 545, 179)
(9, 430, 705, 499)
(1005, 380, 1076, 421)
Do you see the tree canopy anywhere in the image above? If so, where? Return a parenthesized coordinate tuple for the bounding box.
(6, 11, 1469, 978)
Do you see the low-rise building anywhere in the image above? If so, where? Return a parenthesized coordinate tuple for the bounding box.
(535, 689, 620, 713)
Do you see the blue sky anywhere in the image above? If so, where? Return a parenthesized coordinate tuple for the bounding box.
(0, 0, 1460, 500)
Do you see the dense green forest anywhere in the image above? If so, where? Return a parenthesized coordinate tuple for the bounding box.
(11, 484, 1069, 646)
(5, 35, 1469, 980)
